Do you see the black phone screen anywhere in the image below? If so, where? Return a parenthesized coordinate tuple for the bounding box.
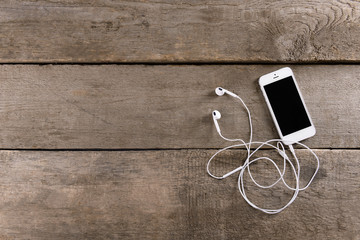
(264, 76, 311, 136)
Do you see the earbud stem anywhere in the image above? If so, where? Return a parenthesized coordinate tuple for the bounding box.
(226, 90, 238, 98)
(213, 118, 221, 133)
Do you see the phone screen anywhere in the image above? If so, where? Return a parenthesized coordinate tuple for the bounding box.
(264, 76, 311, 136)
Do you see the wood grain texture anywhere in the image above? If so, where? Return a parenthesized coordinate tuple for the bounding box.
(0, 0, 360, 63)
(0, 149, 357, 239)
(0, 65, 358, 149)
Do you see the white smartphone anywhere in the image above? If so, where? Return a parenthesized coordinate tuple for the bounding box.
(259, 67, 316, 145)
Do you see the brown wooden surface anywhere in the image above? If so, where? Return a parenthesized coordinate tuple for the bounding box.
(0, 0, 360, 63)
(0, 65, 358, 149)
(0, 0, 358, 239)
(0, 149, 357, 240)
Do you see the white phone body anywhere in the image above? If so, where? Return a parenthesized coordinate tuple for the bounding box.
(259, 67, 316, 145)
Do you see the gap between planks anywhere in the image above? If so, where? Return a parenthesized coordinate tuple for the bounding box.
(3, 62, 360, 65)
(0, 147, 357, 151)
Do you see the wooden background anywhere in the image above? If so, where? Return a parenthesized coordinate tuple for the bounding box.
(0, 0, 359, 239)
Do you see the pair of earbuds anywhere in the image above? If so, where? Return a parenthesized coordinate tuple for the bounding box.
(207, 87, 319, 214)
(212, 87, 231, 133)
(212, 87, 243, 134)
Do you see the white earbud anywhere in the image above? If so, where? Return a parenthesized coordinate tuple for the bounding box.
(212, 110, 221, 133)
(215, 87, 237, 98)
(215, 87, 225, 96)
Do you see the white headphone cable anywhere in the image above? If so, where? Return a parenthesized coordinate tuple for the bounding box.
(207, 88, 320, 214)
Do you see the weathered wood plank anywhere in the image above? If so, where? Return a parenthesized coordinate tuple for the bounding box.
(0, 65, 358, 149)
(0, 0, 360, 63)
(0, 149, 357, 239)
